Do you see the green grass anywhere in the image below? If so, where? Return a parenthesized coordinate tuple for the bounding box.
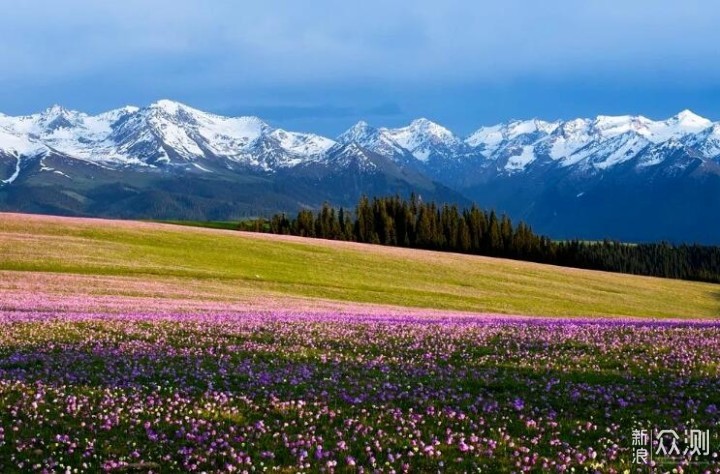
(0, 213, 718, 318)
(151, 219, 241, 231)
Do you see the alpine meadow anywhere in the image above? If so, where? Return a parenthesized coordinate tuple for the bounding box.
(2, 0, 720, 472)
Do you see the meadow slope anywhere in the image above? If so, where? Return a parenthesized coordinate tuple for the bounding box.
(0, 212, 718, 318)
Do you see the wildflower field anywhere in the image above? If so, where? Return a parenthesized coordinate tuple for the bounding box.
(1, 214, 719, 472)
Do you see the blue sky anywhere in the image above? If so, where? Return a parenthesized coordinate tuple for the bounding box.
(2, 0, 720, 136)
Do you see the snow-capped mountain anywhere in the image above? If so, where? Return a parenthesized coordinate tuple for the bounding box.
(2, 101, 718, 176)
(338, 118, 468, 166)
(0, 100, 336, 172)
(682, 123, 720, 159)
(455, 110, 720, 243)
(466, 119, 560, 152)
(462, 110, 718, 175)
(337, 121, 413, 164)
(1, 101, 719, 243)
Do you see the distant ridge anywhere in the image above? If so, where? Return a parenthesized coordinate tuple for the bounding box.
(1, 100, 719, 243)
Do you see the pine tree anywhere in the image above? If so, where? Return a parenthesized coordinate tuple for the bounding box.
(259, 195, 720, 284)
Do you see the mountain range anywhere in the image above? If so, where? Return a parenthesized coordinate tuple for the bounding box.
(1, 100, 719, 243)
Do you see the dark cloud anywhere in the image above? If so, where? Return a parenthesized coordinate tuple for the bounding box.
(0, 0, 719, 135)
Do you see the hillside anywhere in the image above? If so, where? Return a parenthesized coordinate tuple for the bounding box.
(0, 212, 717, 318)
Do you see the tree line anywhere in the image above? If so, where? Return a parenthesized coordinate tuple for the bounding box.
(239, 195, 720, 283)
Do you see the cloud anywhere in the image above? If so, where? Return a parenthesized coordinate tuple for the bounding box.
(2, 0, 719, 87)
(2, 0, 720, 135)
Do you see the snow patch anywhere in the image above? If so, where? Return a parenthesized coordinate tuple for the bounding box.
(193, 163, 212, 172)
(1, 155, 21, 184)
(504, 146, 536, 171)
(270, 129, 336, 156)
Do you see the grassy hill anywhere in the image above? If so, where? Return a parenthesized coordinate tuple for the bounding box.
(0, 212, 718, 318)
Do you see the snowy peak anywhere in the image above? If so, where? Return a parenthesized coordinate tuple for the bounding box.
(148, 99, 190, 115)
(269, 129, 336, 157)
(32, 105, 93, 135)
(337, 121, 418, 165)
(465, 124, 504, 149)
(592, 115, 652, 139)
(338, 120, 377, 144)
(463, 110, 720, 173)
(135, 101, 273, 161)
(0, 104, 718, 178)
(466, 119, 559, 148)
(467, 110, 714, 150)
(645, 111, 711, 143)
(141, 100, 271, 148)
(384, 118, 460, 148)
(337, 117, 465, 164)
(405, 118, 456, 140)
(506, 119, 559, 137)
(39, 104, 71, 118)
(556, 118, 592, 138)
(0, 100, 336, 170)
(339, 118, 461, 150)
(671, 109, 711, 127)
(38, 104, 77, 121)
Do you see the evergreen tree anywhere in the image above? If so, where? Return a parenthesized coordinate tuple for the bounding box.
(259, 195, 720, 284)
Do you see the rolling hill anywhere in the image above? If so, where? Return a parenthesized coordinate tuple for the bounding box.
(0, 212, 717, 318)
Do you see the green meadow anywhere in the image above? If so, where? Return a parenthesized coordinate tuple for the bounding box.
(0, 213, 718, 318)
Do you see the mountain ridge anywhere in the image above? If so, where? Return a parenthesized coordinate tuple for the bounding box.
(2, 100, 719, 174)
(1, 100, 719, 243)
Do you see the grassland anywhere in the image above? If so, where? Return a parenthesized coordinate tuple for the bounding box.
(0, 212, 718, 318)
(2, 212, 720, 472)
(152, 219, 241, 231)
